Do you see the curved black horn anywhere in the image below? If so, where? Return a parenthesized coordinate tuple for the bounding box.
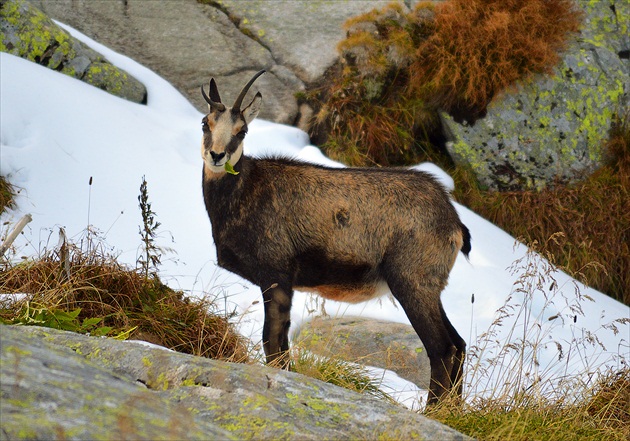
(201, 82, 226, 112)
(232, 70, 266, 111)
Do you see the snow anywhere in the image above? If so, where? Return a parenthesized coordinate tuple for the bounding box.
(1, 24, 628, 410)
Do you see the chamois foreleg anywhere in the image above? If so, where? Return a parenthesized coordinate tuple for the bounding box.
(261, 282, 293, 369)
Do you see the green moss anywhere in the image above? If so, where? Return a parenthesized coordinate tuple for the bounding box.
(285, 391, 352, 427)
(211, 393, 297, 440)
(1, 0, 146, 103)
(84, 62, 130, 94)
(4, 345, 33, 357)
(181, 378, 197, 387)
(155, 372, 169, 391)
(1, 0, 76, 68)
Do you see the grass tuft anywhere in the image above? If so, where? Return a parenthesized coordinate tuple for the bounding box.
(0, 175, 17, 215)
(0, 229, 250, 363)
(293, 349, 394, 403)
(425, 239, 629, 440)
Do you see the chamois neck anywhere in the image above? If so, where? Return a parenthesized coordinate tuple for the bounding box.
(202, 155, 254, 196)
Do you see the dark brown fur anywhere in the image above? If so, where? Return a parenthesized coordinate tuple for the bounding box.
(200, 72, 470, 405)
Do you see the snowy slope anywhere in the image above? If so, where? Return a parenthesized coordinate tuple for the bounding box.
(1, 24, 628, 409)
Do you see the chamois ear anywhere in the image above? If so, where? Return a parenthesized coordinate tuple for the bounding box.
(242, 92, 262, 125)
(209, 78, 222, 103)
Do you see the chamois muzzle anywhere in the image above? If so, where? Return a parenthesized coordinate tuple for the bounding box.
(210, 151, 226, 165)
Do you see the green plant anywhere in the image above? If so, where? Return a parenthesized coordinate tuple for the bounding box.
(137, 176, 162, 280)
(4, 302, 112, 336)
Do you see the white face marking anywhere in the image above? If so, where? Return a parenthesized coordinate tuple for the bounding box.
(201, 111, 245, 175)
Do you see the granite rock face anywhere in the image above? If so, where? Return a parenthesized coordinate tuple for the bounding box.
(1, 0, 147, 104)
(0, 325, 472, 440)
(442, 1, 629, 191)
(26, 0, 402, 125)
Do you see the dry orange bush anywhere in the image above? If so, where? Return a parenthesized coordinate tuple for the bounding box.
(411, 0, 583, 115)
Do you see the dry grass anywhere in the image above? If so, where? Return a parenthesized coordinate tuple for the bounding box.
(586, 369, 630, 434)
(308, 3, 441, 167)
(0, 175, 17, 215)
(426, 240, 629, 440)
(0, 230, 251, 363)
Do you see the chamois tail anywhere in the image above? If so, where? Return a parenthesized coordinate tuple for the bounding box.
(460, 223, 471, 259)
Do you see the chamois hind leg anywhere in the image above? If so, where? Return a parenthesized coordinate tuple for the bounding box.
(261, 282, 293, 369)
(385, 269, 461, 406)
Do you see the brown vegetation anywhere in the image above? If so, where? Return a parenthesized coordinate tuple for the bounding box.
(0, 234, 250, 362)
(0, 175, 16, 215)
(411, 0, 583, 116)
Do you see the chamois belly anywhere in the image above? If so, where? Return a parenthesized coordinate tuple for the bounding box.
(293, 248, 388, 303)
(296, 280, 390, 304)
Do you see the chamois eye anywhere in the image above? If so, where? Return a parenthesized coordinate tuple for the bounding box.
(236, 130, 247, 139)
(201, 121, 210, 132)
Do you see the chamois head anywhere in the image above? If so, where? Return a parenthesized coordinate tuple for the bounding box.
(200, 70, 265, 174)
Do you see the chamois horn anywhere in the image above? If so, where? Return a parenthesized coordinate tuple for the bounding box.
(232, 70, 266, 111)
(201, 79, 226, 112)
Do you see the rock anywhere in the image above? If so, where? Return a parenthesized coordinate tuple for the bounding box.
(1, 0, 147, 104)
(0, 325, 472, 440)
(441, 1, 629, 191)
(580, 0, 629, 76)
(214, 0, 393, 84)
(294, 316, 431, 389)
(26, 0, 397, 124)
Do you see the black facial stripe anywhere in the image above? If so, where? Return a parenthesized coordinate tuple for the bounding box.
(226, 134, 243, 154)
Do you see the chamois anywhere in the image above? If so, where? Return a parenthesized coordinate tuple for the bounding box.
(200, 70, 471, 405)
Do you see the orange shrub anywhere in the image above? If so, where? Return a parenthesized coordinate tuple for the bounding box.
(411, 0, 583, 115)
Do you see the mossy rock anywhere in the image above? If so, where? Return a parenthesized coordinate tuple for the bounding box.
(580, 0, 629, 76)
(1, 325, 472, 440)
(443, 41, 627, 191)
(441, 1, 629, 191)
(0, 0, 146, 104)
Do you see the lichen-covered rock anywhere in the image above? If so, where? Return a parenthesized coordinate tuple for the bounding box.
(294, 316, 431, 389)
(580, 0, 629, 76)
(1, 0, 146, 104)
(0, 325, 472, 440)
(442, 1, 629, 191)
